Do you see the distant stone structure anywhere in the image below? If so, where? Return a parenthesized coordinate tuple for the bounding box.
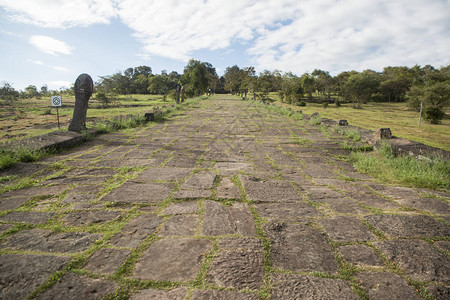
(68, 74, 94, 133)
(180, 86, 185, 103)
(373, 128, 392, 140)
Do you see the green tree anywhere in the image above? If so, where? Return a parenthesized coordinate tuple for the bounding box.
(182, 59, 209, 97)
(40, 85, 49, 97)
(408, 80, 449, 124)
(255, 70, 274, 102)
(344, 70, 381, 104)
(23, 85, 40, 99)
(281, 72, 303, 104)
(224, 65, 242, 94)
(148, 74, 169, 95)
(379, 66, 414, 102)
(0, 82, 19, 104)
(301, 73, 315, 100)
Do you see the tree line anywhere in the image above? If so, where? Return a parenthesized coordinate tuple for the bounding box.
(1, 61, 449, 123)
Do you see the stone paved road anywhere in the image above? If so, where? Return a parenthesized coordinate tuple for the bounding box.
(1, 95, 449, 299)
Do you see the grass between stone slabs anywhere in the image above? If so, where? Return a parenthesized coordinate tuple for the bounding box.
(350, 142, 450, 190)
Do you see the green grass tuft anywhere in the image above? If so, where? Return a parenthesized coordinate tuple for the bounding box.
(351, 142, 449, 190)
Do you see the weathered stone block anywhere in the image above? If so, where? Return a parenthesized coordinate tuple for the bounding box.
(132, 238, 212, 281)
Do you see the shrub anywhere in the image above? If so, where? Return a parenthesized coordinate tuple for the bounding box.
(298, 100, 306, 107)
(424, 107, 445, 124)
(96, 92, 110, 108)
(334, 99, 341, 107)
(346, 129, 361, 142)
(309, 113, 322, 125)
(322, 102, 329, 108)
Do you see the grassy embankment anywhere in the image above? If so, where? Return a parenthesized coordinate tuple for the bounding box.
(253, 94, 450, 190)
(268, 92, 450, 151)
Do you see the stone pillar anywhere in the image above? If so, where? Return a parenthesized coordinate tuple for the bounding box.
(175, 85, 180, 104)
(373, 128, 392, 140)
(68, 74, 93, 133)
(180, 86, 185, 103)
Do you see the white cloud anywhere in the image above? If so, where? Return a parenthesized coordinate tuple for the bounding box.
(0, 0, 117, 28)
(29, 35, 73, 55)
(116, 0, 300, 61)
(247, 0, 450, 74)
(52, 66, 69, 72)
(48, 80, 72, 90)
(3, 0, 450, 74)
(28, 59, 44, 65)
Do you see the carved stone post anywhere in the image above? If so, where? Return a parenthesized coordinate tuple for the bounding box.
(180, 86, 185, 103)
(68, 74, 94, 133)
(175, 85, 180, 104)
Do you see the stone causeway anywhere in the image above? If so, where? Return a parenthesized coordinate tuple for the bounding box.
(0, 95, 448, 299)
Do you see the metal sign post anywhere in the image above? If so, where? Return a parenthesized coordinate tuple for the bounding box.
(51, 96, 62, 129)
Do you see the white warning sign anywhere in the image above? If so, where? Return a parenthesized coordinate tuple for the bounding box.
(51, 96, 62, 107)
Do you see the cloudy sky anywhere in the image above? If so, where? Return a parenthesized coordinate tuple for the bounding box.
(1, 0, 449, 90)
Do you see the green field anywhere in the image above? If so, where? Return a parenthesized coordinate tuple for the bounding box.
(0, 94, 169, 144)
(269, 93, 450, 151)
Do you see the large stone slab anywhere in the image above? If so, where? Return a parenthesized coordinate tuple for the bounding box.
(338, 244, 384, 267)
(242, 177, 301, 202)
(348, 192, 400, 210)
(255, 202, 319, 221)
(191, 289, 259, 300)
(218, 237, 262, 251)
(132, 238, 212, 281)
(83, 248, 131, 275)
(201, 200, 256, 236)
(365, 215, 450, 238)
(161, 201, 199, 215)
(270, 274, 359, 300)
(427, 285, 450, 300)
(264, 222, 338, 273)
(395, 197, 449, 214)
(0, 254, 70, 299)
(377, 239, 450, 281)
(62, 210, 122, 226)
(214, 162, 254, 175)
(0, 184, 69, 199)
(159, 215, 198, 236)
(110, 214, 162, 248)
(302, 186, 343, 202)
(180, 171, 217, 190)
(131, 287, 188, 300)
(216, 177, 241, 199)
(326, 199, 369, 214)
(173, 189, 211, 199)
(134, 167, 192, 182)
(0, 223, 13, 235)
(3, 228, 101, 253)
(0, 211, 55, 224)
(101, 182, 174, 204)
(207, 250, 264, 290)
(319, 216, 375, 242)
(0, 197, 29, 211)
(357, 272, 421, 300)
(36, 273, 117, 300)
